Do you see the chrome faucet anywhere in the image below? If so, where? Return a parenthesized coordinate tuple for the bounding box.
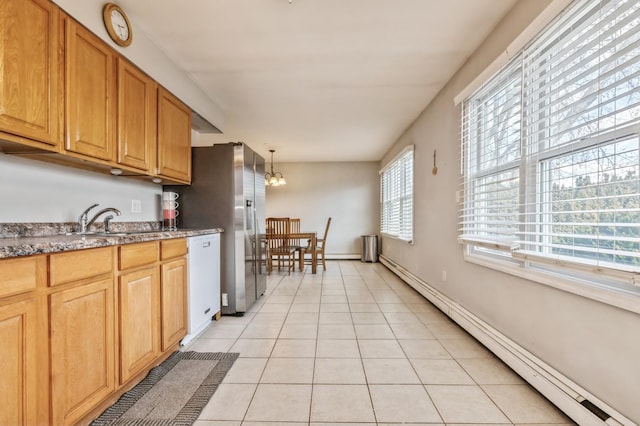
(78, 204, 121, 233)
(78, 203, 99, 233)
(103, 215, 115, 233)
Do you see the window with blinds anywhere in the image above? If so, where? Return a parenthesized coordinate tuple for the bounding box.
(380, 145, 414, 242)
(460, 60, 522, 252)
(460, 0, 640, 284)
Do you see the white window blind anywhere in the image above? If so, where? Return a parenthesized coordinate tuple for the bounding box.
(518, 0, 640, 273)
(460, 0, 640, 283)
(459, 59, 522, 251)
(381, 145, 414, 241)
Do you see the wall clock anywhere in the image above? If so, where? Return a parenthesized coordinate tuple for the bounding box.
(103, 3, 133, 47)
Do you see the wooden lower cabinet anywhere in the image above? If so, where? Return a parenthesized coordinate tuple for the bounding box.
(0, 239, 189, 425)
(160, 257, 187, 351)
(0, 299, 38, 426)
(118, 265, 160, 384)
(50, 278, 115, 426)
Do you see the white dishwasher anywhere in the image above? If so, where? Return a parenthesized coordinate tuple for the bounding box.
(182, 233, 220, 346)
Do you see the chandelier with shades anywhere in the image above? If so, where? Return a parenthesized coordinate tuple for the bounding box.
(265, 149, 286, 186)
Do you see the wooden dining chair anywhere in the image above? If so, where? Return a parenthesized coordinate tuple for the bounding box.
(288, 218, 303, 269)
(301, 217, 331, 271)
(265, 217, 296, 274)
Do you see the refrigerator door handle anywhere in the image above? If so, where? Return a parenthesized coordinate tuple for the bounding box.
(246, 199, 255, 232)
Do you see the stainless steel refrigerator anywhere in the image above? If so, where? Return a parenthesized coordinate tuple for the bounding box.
(167, 142, 266, 315)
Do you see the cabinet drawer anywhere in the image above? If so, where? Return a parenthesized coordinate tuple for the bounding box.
(0, 256, 45, 298)
(119, 241, 158, 271)
(50, 247, 113, 287)
(160, 239, 186, 261)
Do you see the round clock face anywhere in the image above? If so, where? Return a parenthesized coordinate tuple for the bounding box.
(103, 3, 132, 47)
(110, 10, 129, 41)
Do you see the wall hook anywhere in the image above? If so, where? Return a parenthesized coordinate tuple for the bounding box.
(432, 150, 438, 175)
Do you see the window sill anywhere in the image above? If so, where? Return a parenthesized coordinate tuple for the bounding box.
(464, 251, 640, 315)
(381, 233, 413, 244)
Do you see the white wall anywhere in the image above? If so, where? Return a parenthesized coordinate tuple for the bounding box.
(380, 0, 640, 423)
(0, 154, 160, 223)
(265, 162, 379, 258)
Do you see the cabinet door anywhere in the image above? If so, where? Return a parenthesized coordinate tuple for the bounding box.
(0, 0, 60, 147)
(64, 17, 116, 161)
(117, 59, 157, 172)
(160, 258, 187, 351)
(119, 266, 160, 384)
(0, 300, 37, 426)
(157, 87, 191, 183)
(50, 278, 115, 426)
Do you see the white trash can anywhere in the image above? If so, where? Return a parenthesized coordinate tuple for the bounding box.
(361, 235, 379, 262)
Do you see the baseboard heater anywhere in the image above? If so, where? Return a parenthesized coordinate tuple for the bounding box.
(379, 254, 633, 426)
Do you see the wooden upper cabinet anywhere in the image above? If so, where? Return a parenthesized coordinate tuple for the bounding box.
(117, 60, 157, 173)
(0, 0, 61, 148)
(64, 17, 116, 162)
(157, 87, 191, 183)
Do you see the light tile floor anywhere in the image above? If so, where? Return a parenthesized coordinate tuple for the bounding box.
(184, 261, 574, 426)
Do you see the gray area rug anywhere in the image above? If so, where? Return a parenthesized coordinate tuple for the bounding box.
(91, 351, 239, 426)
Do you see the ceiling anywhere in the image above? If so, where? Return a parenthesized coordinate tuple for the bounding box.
(115, 0, 517, 162)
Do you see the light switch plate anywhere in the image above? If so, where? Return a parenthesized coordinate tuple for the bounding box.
(131, 199, 142, 213)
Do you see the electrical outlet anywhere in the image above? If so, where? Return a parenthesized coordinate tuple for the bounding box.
(131, 199, 142, 214)
(442, 270, 447, 282)
(221, 293, 229, 307)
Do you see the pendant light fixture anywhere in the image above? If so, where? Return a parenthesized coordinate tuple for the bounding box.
(265, 149, 286, 186)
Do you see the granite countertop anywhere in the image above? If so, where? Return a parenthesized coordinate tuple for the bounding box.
(0, 224, 223, 259)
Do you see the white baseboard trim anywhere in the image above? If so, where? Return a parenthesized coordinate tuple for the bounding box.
(327, 253, 361, 260)
(300, 253, 361, 260)
(379, 254, 633, 426)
